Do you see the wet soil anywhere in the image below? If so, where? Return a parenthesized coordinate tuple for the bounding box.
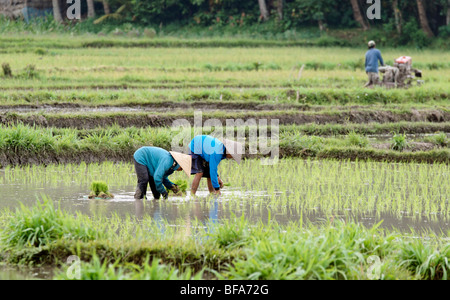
(0, 108, 448, 130)
(0, 101, 315, 113)
(372, 142, 437, 152)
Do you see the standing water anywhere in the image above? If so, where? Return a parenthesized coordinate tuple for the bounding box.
(0, 160, 449, 234)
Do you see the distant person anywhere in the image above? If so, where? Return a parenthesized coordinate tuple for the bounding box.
(133, 147, 191, 200)
(364, 40, 384, 87)
(189, 135, 243, 196)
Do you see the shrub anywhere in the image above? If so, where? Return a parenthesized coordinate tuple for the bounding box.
(347, 131, 369, 148)
(426, 132, 448, 147)
(2, 62, 12, 77)
(390, 133, 408, 152)
(19, 64, 40, 79)
(143, 28, 157, 38)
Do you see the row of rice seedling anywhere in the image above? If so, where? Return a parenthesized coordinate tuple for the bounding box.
(2, 196, 450, 280)
(1, 68, 448, 91)
(0, 40, 448, 92)
(2, 39, 448, 69)
(0, 86, 448, 106)
(1, 158, 448, 223)
(0, 161, 135, 188)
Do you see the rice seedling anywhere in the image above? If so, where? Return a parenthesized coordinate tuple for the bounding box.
(0, 158, 440, 226)
(89, 181, 114, 199)
(167, 179, 188, 196)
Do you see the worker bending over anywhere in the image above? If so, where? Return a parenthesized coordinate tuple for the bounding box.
(133, 146, 191, 200)
(189, 135, 243, 196)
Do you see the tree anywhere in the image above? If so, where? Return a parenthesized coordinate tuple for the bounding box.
(276, 0, 284, 20)
(447, 0, 450, 25)
(52, 0, 63, 23)
(87, 0, 96, 18)
(392, 0, 403, 34)
(258, 0, 269, 21)
(416, 0, 434, 37)
(350, 0, 368, 30)
(103, 0, 111, 15)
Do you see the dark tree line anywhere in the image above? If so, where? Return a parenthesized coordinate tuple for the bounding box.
(52, 0, 450, 38)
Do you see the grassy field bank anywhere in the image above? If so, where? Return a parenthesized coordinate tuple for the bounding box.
(1, 197, 450, 280)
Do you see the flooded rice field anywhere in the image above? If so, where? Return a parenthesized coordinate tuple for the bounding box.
(0, 159, 448, 235)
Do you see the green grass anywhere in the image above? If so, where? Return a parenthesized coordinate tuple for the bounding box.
(2, 197, 450, 280)
(0, 196, 103, 248)
(0, 123, 448, 167)
(0, 87, 448, 106)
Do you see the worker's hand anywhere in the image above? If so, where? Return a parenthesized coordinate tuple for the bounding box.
(171, 184, 180, 194)
(218, 177, 224, 189)
(213, 189, 221, 196)
(162, 191, 169, 200)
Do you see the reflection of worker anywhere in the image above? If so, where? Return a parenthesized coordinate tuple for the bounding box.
(133, 147, 191, 200)
(364, 40, 384, 87)
(189, 135, 243, 196)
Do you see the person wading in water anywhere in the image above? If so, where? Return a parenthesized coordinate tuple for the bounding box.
(133, 146, 191, 200)
(189, 135, 243, 196)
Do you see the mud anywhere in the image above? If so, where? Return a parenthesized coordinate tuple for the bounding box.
(0, 101, 314, 114)
(372, 142, 437, 152)
(1, 109, 449, 130)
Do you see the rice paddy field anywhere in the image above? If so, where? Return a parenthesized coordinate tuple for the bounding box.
(0, 33, 449, 281)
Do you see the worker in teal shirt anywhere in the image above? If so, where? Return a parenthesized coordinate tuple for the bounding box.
(189, 135, 243, 196)
(133, 147, 190, 200)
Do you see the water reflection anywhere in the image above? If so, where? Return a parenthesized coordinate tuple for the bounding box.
(0, 161, 449, 235)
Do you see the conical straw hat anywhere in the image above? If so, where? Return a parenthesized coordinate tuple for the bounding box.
(222, 139, 244, 164)
(169, 151, 192, 177)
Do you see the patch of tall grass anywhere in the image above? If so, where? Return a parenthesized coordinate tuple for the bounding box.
(0, 196, 104, 248)
(2, 198, 450, 280)
(0, 123, 448, 166)
(54, 255, 204, 280)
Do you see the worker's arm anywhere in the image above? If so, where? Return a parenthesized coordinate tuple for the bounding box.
(378, 51, 384, 67)
(162, 176, 174, 190)
(208, 154, 222, 192)
(153, 159, 171, 198)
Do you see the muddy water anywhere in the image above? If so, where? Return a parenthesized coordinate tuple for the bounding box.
(0, 265, 53, 280)
(0, 164, 448, 234)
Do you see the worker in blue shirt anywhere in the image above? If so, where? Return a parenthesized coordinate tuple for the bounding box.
(189, 135, 243, 196)
(364, 40, 384, 87)
(133, 147, 191, 200)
